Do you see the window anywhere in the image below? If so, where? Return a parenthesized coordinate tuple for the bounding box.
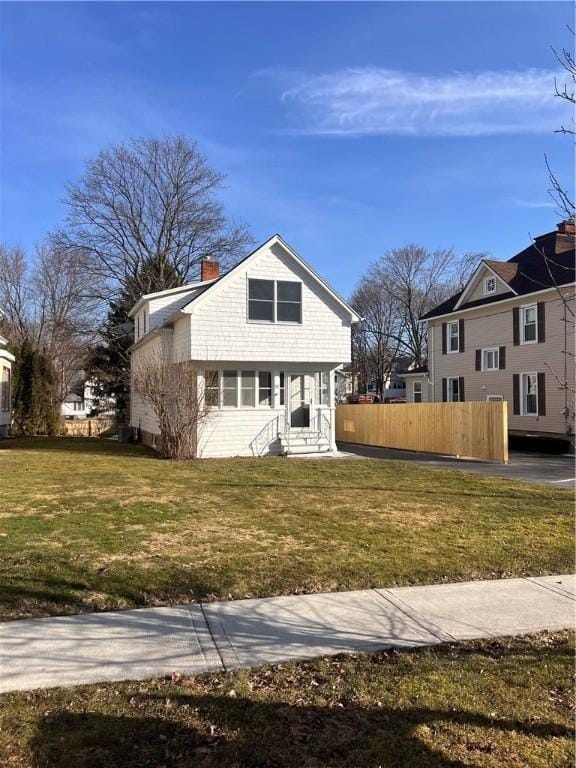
(73, 401, 83, 412)
(315, 371, 329, 406)
(277, 282, 302, 323)
(136, 314, 140, 339)
(143, 309, 147, 334)
(279, 372, 285, 406)
(222, 370, 238, 407)
(204, 369, 219, 407)
(521, 305, 537, 344)
(413, 381, 422, 403)
(258, 372, 272, 406)
(521, 373, 538, 415)
(1, 367, 10, 412)
(448, 321, 459, 353)
(241, 370, 256, 406)
(484, 276, 497, 295)
(482, 348, 499, 371)
(486, 395, 503, 402)
(247, 279, 302, 323)
(447, 377, 460, 402)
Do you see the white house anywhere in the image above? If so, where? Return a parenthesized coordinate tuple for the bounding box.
(129, 234, 360, 457)
(0, 333, 15, 438)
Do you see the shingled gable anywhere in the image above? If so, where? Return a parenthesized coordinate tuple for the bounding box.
(179, 233, 361, 322)
(421, 222, 576, 321)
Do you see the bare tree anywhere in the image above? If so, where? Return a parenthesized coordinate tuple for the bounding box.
(0, 243, 96, 406)
(52, 136, 253, 305)
(132, 351, 213, 460)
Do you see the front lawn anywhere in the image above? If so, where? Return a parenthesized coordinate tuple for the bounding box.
(0, 438, 573, 621)
(0, 631, 573, 767)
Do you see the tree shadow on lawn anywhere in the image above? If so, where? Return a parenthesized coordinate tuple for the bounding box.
(28, 694, 573, 768)
(0, 437, 154, 459)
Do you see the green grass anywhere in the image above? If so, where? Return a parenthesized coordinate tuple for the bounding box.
(0, 437, 573, 621)
(0, 631, 573, 767)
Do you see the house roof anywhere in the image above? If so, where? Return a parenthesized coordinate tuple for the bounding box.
(128, 280, 218, 318)
(421, 224, 575, 321)
(399, 366, 429, 376)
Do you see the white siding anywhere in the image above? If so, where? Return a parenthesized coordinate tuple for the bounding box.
(186, 242, 352, 364)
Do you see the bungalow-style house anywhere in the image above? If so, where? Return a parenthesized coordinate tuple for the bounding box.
(411, 220, 575, 444)
(61, 376, 97, 419)
(0, 332, 15, 438)
(129, 235, 360, 457)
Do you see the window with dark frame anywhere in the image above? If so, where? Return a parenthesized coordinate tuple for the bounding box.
(248, 279, 302, 323)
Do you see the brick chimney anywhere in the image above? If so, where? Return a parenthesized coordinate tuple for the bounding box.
(557, 219, 575, 236)
(200, 257, 220, 281)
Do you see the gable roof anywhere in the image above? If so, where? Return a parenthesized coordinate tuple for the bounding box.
(421, 225, 575, 321)
(179, 234, 361, 322)
(128, 280, 218, 318)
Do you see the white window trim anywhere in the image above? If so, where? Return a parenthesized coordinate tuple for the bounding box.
(257, 370, 273, 408)
(413, 381, 423, 402)
(520, 371, 538, 416)
(446, 376, 460, 402)
(447, 321, 460, 354)
(246, 277, 303, 326)
(520, 303, 538, 345)
(481, 347, 499, 372)
(486, 394, 503, 402)
(484, 276, 497, 295)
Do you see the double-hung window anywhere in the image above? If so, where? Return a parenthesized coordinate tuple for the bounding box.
(448, 321, 459, 353)
(413, 382, 422, 403)
(447, 377, 460, 402)
(521, 305, 537, 344)
(248, 279, 302, 323)
(258, 372, 272, 406)
(521, 373, 538, 415)
(482, 348, 499, 371)
(204, 369, 219, 407)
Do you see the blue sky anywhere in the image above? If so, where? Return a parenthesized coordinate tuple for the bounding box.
(1, 1, 573, 296)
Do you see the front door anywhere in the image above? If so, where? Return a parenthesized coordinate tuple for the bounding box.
(289, 374, 311, 428)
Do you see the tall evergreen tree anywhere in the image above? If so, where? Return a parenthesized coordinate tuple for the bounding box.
(11, 339, 60, 436)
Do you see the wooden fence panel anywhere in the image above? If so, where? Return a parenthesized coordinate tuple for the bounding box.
(336, 402, 508, 463)
(61, 418, 117, 437)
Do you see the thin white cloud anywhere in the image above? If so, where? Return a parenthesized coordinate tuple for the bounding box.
(268, 67, 565, 137)
(510, 198, 556, 209)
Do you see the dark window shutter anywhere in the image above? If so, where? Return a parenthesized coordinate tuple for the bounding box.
(512, 374, 520, 415)
(475, 349, 482, 371)
(499, 346, 506, 370)
(442, 378, 447, 402)
(458, 376, 465, 402)
(441, 323, 447, 355)
(537, 302, 546, 343)
(512, 307, 520, 346)
(458, 319, 465, 352)
(537, 372, 546, 416)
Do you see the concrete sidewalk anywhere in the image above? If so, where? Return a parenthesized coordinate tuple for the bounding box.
(1, 574, 574, 693)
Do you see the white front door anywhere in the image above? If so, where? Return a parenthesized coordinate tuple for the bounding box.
(289, 374, 312, 428)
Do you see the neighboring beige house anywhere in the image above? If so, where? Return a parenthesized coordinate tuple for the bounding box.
(0, 332, 15, 438)
(129, 234, 360, 457)
(419, 220, 575, 444)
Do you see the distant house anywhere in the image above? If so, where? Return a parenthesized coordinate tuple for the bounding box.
(417, 220, 575, 443)
(0, 333, 15, 438)
(129, 235, 360, 457)
(400, 366, 431, 403)
(61, 376, 113, 419)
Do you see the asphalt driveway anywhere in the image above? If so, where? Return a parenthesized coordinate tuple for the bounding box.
(336, 443, 575, 487)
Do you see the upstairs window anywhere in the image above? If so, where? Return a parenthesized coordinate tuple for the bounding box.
(521, 305, 537, 344)
(448, 321, 459, 353)
(482, 348, 499, 371)
(248, 280, 274, 321)
(248, 279, 302, 323)
(484, 276, 497, 295)
(413, 381, 422, 403)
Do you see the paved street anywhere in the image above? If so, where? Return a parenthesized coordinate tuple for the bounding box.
(337, 443, 575, 487)
(1, 574, 573, 693)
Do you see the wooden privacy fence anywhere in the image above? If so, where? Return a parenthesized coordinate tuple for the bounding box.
(336, 402, 508, 463)
(61, 417, 117, 437)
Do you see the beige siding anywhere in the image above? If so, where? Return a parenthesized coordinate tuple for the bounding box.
(429, 287, 575, 437)
(403, 374, 431, 403)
